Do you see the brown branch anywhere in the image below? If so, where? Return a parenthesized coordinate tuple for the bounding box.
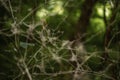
(103, 1, 120, 61)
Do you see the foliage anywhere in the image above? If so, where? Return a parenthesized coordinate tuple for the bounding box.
(0, 0, 120, 80)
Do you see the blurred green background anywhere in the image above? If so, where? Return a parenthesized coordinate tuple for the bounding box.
(0, 0, 120, 80)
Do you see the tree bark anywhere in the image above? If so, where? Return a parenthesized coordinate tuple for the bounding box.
(75, 0, 98, 41)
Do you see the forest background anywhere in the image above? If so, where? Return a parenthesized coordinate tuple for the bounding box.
(0, 0, 120, 80)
